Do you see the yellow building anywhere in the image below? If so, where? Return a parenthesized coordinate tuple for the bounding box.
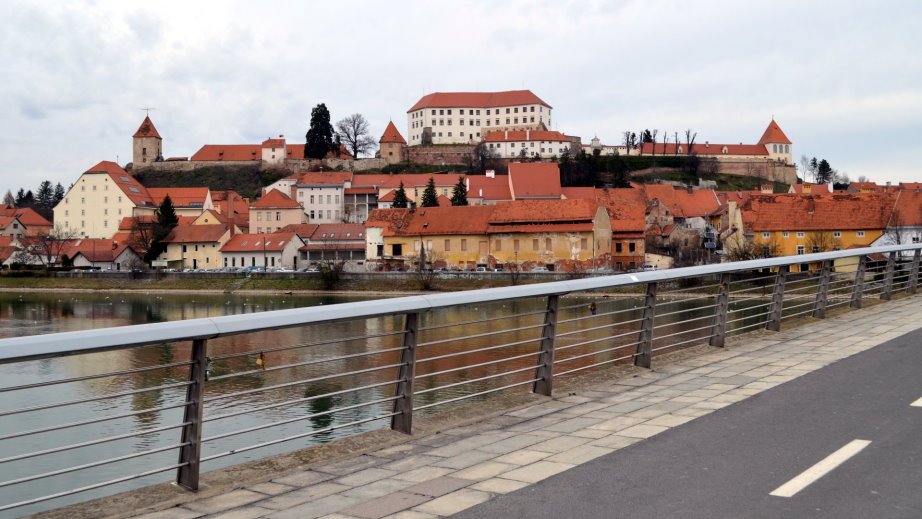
(249, 189, 307, 233)
(158, 225, 231, 270)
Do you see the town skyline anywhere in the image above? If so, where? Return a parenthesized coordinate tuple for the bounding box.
(3, 0, 921, 195)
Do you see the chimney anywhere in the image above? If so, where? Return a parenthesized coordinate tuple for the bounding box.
(686, 186, 693, 194)
(526, 129, 530, 140)
(479, 188, 483, 197)
(705, 141, 709, 148)
(486, 169, 495, 178)
(803, 184, 811, 194)
(504, 130, 508, 139)
(886, 181, 891, 187)
(465, 177, 470, 192)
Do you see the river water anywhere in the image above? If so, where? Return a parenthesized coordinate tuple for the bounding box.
(0, 289, 768, 517)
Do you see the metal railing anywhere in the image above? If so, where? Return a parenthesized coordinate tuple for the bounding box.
(0, 244, 919, 515)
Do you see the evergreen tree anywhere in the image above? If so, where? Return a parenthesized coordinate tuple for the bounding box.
(2, 190, 14, 207)
(305, 103, 335, 159)
(421, 177, 439, 207)
(641, 129, 654, 143)
(145, 196, 179, 263)
(450, 176, 468, 206)
(53, 183, 66, 206)
(36, 180, 54, 210)
(15, 189, 34, 208)
(816, 159, 833, 184)
(391, 182, 409, 209)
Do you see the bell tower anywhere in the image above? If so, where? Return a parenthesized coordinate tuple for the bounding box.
(132, 115, 163, 167)
(758, 119, 792, 165)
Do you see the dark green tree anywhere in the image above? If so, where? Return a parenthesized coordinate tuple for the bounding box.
(15, 189, 34, 208)
(421, 177, 439, 207)
(816, 159, 833, 184)
(36, 181, 54, 210)
(450, 176, 468, 206)
(641, 129, 654, 143)
(391, 182, 409, 209)
(145, 195, 179, 263)
(53, 183, 66, 206)
(305, 103, 335, 159)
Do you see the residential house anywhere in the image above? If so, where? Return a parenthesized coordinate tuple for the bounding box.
(211, 190, 250, 232)
(872, 185, 922, 253)
(290, 171, 353, 223)
(0, 216, 25, 240)
(220, 232, 303, 270)
(249, 189, 306, 233)
(159, 225, 232, 270)
(596, 188, 647, 270)
(0, 206, 52, 236)
(297, 223, 366, 270)
(144, 188, 213, 218)
(482, 130, 572, 159)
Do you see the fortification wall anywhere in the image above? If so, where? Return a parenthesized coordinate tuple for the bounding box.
(716, 159, 797, 185)
(406, 145, 476, 165)
(135, 157, 388, 174)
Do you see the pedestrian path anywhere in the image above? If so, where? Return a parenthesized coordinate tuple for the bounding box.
(130, 295, 922, 519)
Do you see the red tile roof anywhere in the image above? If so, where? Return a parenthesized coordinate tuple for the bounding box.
(482, 130, 570, 143)
(220, 232, 302, 252)
(508, 162, 562, 199)
(351, 174, 395, 188)
(466, 175, 512, 201)
(790, 183, 831, 195)
(301, 243, 365, 251)
(0, 216, 18, 230)
(278, 223, 320, 239)
(261, 138, 285, 148)
(344, 187, 377, 195)
(251, 189, 301, 209)
(639, 142, 768, 156)
(490, 199, 598, 224)
(0, 207, 51, 228)
(295, 171, 354, 186)
(741, 193, 896, 232)
(0, 236, 14, 247)
(133, 116, 161, 139)
(85, 161, 154, 206)
(380, 121, 406, 144)
(561, 187, 597, 200)
(309, 223, 366, 241)
(148, 187, 210, 208)
(365, 208, 411, 233)
(191, 145, 261, 161)
(60, 238, 136, 262)
(162, 224, 228, 244)
(890, 188, 922, 226)
(399, 206, 494, 236)
(596, 188, 647, 234)
(757, 120, 792, 145)
(408, 90, 551, 112)
(640, 185, 719, 218)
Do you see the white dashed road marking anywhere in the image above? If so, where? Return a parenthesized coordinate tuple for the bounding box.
(770, 439, 871, 498)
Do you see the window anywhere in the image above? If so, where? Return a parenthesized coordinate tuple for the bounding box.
(545, 238, 552, 251)
(461, 239, 467, 251)
(530, 106, 535, 112)
(833, 232, 842, 238)
(459, 109, 464, 115)
(326, 195, 332, 204)
(431, 110, 435, 116)
(796, 245, 805, 254)
(782, 231, 789, 238)
(182, 245, 188, 253)
(81, 197, 85, 204)
(773, 144, 778, 153)
(310, 195, 315, 203)
(310, 210, 315, 220)
(103, 220, 107, 227)
(785, 144, 790, 153)
(505, 108, 510, 114)
(460, 119, 464, 126)
(812, 246, 820, 253)
(615, 243, 622, 253)
(447, 120, 452, 126)
(796, 232, 805, 238)
(335, 195, 340, 204)
(506, 118, 510, 124)
(444, 239, 451, 251)
(495, 240, 502, 252)
(257, 212, 262, 221)
(439, 109, 444, 115)
(533, 239, 539, 251)
(275, 211, 281, 221)
(448, 132, 452, 137)
(447, 109, 451, 115)
(857, 231, 865, 237)
(629, 242, 636, 253)
(327, 210, 332, 219)
(486, 109, 491, 115)
(513, 239, 520, 251)
(581, 238, 588, 250)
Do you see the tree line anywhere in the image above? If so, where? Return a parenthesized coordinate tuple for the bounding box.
(389, 177, 469, 209)
(304, 103, 377, 160)
(3, 180, 67, 220)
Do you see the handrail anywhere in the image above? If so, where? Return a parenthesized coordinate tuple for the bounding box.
(2, 243, 919, 363)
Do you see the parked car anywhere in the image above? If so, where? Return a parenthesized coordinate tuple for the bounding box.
(641, 264, 657, 272)
(242, 265, 266, 273)
(531, 266, 549, 272)
(475, 266, 488, 272)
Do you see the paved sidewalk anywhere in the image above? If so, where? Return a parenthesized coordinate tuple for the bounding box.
(134, 295, 922, 519)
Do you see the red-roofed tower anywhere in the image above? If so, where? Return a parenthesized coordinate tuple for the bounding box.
(758, 119, 792, 165)
(378, 121, 407, 165)
(132, 116, 163, 167)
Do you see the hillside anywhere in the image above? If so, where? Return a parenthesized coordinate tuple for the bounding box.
(133, 165, 290, 200)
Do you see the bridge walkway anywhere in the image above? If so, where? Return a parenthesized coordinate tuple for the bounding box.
(126, 295, 921, 519)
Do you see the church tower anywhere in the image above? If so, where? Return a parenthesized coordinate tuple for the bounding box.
(758, 119, 792, 165)
(132, 116, 163, 167)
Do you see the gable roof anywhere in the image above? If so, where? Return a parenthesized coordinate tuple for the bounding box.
(466, 175, 512, 201)
(85, 161, 153, 206)
(251, 189, 301, 209)
(508, 162, 562, 199)
(790, 183, 831, 195)
(380, 121, 406, 144)
(278, 223, 320, 239)
(0, 207, 51, 228)
(741, 193, 896, 232)
(490, 199, 598, 224)
(133, 116, 161, 139)
(596, 188, 647, 234)
(399, 206, 494, 236)
(483, 130, 570, 143)
(191, 144, 261, 161)
(162, 224, 228, 244)
(147, 187, 210, 208)
(890, 188, 922, 227)
(220, 232, 302, 252)
(408, 90, 551, 112)
(309, 223, 366, 241)
(757, 120, 792, 145)
(294, 171, 353, 186)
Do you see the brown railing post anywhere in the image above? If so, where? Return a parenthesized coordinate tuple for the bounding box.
(391, 312, 418, 434)
(765, 265, 788, 331)
(813, 260, 833, 319)
(709, 273, 731, 347)
(909, 249, 921, 295)
(851, 255, 867, 309)
(533, 294, 559, 396)
(634, 282, 658, 368)
(881, 252, 896, 301)
(177, 338, 207, 491)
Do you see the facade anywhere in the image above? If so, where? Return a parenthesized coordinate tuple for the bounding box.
(0, 216, 25, 240)
(596, 188, 647, 270)
(132, 116, 163, 167)
(143, 188, 213, 218)
(482, 130, 572, 159)
(378, 121, 407, 165)
(406, 90, 552, 146)
(290, 172, 353, 223)
(220, 232, 303, 270)
(158, 225, 232, 270)
(297, 223, 366, 270)
(0, 207, 52, 236)
(249, 189, 306, 233)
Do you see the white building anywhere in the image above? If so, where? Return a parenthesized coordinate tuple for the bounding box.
(220, 232, 304, 269)
(406, 90, 552, 146)
(482, 130, 572, 159)
(291, 172, 353, 223)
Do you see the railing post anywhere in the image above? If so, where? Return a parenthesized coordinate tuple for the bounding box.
(909, 249, 921, 295)
(709, 273, 731, 347)
(850, 255, 867, 309)
(634, 282, 658, 369)
(533, 294, 559, 396)
(880, 252, 896, 301)
(765, 265, 788, 331)
(391, 312, 418, 434)
(177, 338, 207, 491)
(812, 260, 833, 319)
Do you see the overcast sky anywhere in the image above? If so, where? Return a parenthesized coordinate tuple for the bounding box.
(2, 0, 920, 197)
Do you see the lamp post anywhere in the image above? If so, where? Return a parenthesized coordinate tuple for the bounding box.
(262, 236, 267, 268)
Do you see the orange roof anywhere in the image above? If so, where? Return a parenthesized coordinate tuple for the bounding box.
(285, 144, 304, 160)
(596, 188, 647, 234)
(508, 162, 561, 199)
(741, 193, 896, 232)
(757, 120, 792, 145)
(482, 130, 569, 143)
(0, 216, 18, 230)
(60, 238, 136, 262)
(399, 205, 493, 236)
(890, 188, 922, 226)
(790, 183, 831, 195)
(162, 224, 228, 244)
(675, 189, 720, 218)
(0, 207, 51, 228)
(351, 174, 395, 188)
(365, 208, 411, 231)
(309, 223, 366, 241)
(0, 236, 13, 247)
(561, 187, 597, 200)
(211, 190, 249, 227)
(490, 199, 599, 225)
(380, 121, 406, 144)
(295, 171, 353, 186)
(148, 187, 210, 208)
(191, 144, 261, 161)
(251, 189, 301, 209)
(639, 142, 768, 156)
(466, 175, 512, 201)
(408, 90, 551, 112)
(133, 116, 161, 139)
(85, 161, 154, 206)
(262, 138, 285, 148)
(220, 232, 302, 252)
(278, 223, 320, 239)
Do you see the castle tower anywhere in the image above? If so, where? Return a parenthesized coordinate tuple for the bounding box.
(132, 116, 163, 167)
(378, 121, 407, 165)
(758, 119, 792, 165)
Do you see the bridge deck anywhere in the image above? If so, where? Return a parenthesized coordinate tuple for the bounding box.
(119, 295, 921, 519)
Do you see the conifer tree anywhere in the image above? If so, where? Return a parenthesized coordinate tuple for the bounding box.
(145, 196, 179, 263)
(305, 103, 335, 159)
(421, 177, 439, 207)
(53, 183, 66, 206)
(391, 182, 409, 209)
(36, 181, 54, 210)
(450, 176, 468, 206)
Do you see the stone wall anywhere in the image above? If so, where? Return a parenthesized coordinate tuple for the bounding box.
(135, 157, 388, 174)
(406, 145, 477, 165)
(716, 159, 797, 185)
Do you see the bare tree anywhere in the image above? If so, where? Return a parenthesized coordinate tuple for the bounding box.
(723, 237, 759, 262)
(806, 231, 840, 253)
(685, 129, 697, 155)
(505, 251, 522, 286)
(799, 155, 810, 183)
(335, 114, 377, 159)
(472, 143, 499, 173)
(20, 224, 78, 269)
(857, 175, 869, 183)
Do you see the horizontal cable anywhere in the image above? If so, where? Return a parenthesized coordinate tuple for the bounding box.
(416, 351, 541, 380)
(204, 362, 405, 403)
(413, 378, 540, 411)
(781, 308, 817, 320)
(726, 320, 771, 335)
(203, 379, 400, 424)
(0, 380, 192, 418)
(415, 364, 540, 396)
(554, 352, 637, 377)
(729, 273, 781, 284)
(0, 401, 188, 442)
(202, 396, 399, 444)
(418, 322, 547, 348)
(555, 329, 642, 352)
(658, 281, 721, 294)
(654, 293, 719, 308)
(654, 305, 718, 321)
(0, 359, 192, 394)
(651, 333, 715, 353)
(210, 330, 405, 361)
(555, 340, 642, 366)
(417, 336, 540, 364)
(200, 411, 400, 463)
(559, 304, 646, 323)
(652, 323, 716, 341)
(726, 310, 772, 325)
(208, 346, 405, 382)
(782, 300, 818, 311)
(419, 309, 546, 332)
(556, 317, 644, 338)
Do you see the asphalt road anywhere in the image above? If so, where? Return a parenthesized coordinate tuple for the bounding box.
(454, 328, 922, 519)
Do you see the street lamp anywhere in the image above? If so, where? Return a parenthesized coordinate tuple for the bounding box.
(263, 236, 268, 268)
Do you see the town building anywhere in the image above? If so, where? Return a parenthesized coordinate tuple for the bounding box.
(406, 90, 553, 146)
(482, 130, 572, 159)
(0, 207, 52, 236)
(0, 216, 25, 240)
(158, 224, 232, 270)
(220, 232, 303, 270)
(249, 189, 306, 233)
(296, 223, 366, 270)
(377, 121, 407, 165)
(132, 116, 163, 167)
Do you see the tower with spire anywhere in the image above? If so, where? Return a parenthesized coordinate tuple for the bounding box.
(377, 121, 407, 165)
(132, 116, 163, 167)
(758, 119, 792, 165)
